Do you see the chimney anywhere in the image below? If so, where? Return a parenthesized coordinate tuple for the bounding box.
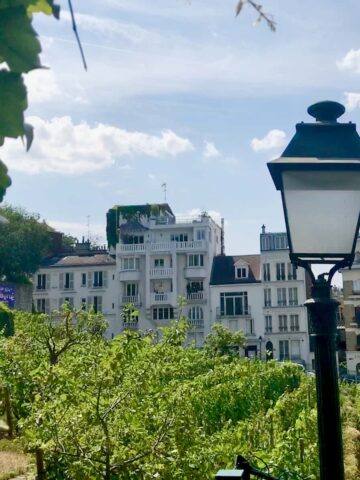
(261, 224, 266, 234)
(221, 218, 225, 255)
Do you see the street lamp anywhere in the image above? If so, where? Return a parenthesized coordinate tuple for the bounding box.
(268, 100, 360, 480)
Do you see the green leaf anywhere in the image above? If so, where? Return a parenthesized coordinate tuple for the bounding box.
(0, 69, 27, 138)
(0, 6, 42, 73)
(0, 0, 59, 18)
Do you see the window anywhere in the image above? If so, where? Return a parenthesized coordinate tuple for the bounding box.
(276, 263, 286, 281)
(291, 340, 301, 359)
(36, 298, 49, 314)
(220, 292, 249, 316)
(154, 258, 165, 268)
(126, 283, 137, 296)
(92, 296, 102, 313)
(353, 279, 360, 293)
(265, 315, 272, 333)
(36, 274, 47, 290)
(170, 233, 188, 242)
(279, 340, 290, 360)
(122, 257, 139, 271)
(287, 263, 297, 280)
(263, 263, 271, 281)
(60, 297, 74, 308)
(261, 235, 272, 251)
(275, 235, 288, 250)
(125, 235, 144, 244)
(81, 273, 87, 286)
(277, 288, 287, 306)
(196, 230, 206, 241)
(264, 288, 271, 307)
(188, 306, 204, 321)
(188, 254, 204, 267)
(236, 267, 247, 279)
(60, 272, 74, 290)
(288, 288, 298, 306)
(290, 314, 300, 332)
(93, 271, 103, 288)
(152, 307, 174, 321)
(81, 298, 86, 310)
(279, 315, 288, 332)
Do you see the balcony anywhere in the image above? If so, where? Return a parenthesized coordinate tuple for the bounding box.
(118, 243, 145, 253)
(149, 267, 174, 279)
(186, 292, 206, 303)
(216, 306, 251, 319)
(119, 269, 140, 282)
(122, 321, 139, 331)
(150, 292, 175, 305)
(184, 266, 207, 278)
(121, 294, 141, 306)
(187, 318, 204, 329)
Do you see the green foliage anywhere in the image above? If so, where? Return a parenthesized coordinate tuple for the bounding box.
(204, 323, 245, 358)
(0, 0, 59, 200)
(0, 303, 14, 337)
(0, 205, 51, 282)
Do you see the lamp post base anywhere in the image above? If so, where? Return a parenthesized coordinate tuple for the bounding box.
(305, 277, 344, 480)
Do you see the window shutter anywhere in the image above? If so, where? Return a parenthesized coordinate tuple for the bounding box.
(87, 296, 92, 310)
(103, 271, 108, 288)
(45, 298, 50, 314)
(88, 272, 92, 288)
(98, 296, 102, 313)
(59, 298, 63, 309)
(51, 298, 58, 311)
(46, 274, 51, 289)
(70, 272, 74, 289)
(59, 273, 64, 289)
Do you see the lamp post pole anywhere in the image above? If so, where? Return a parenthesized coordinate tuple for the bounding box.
(305, 275, 344, 480)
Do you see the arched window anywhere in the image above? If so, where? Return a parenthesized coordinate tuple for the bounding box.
(189, 306, 204, 321)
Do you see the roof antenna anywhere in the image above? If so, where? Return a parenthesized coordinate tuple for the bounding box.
(161, 182, 167, 202)
(86, 215, 90, 242)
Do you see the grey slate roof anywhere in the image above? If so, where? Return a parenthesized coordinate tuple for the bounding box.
(40, 254, 116, 269)
(210, 254, 261, 285)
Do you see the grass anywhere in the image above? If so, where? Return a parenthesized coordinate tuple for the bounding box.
(0, 439, 30, 480)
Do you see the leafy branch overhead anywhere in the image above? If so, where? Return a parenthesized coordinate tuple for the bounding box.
(0, 0, 59, 198)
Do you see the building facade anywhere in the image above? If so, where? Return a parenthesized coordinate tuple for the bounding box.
(341, 237, 360, 375)
(260, 227, 311, 368)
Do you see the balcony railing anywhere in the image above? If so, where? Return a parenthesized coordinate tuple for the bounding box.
(289, 300, 298, 306)
(187, 292, 205, 302)
(149, 267, 174, 278)
(290, 325, 300, 332)
(121, 294, 140, 305)
(150, 292, 175, 304)
(187, 318, 204, 328)
(122, 321, 139, 331)
(279, 326, 288, 332)
(277, 300, 287, 307)
(118, 240, 206, 253)
(216, 306, 251, 318)
(265, 326, 273, 333)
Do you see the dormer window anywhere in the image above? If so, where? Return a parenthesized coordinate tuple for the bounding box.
(236, 266, 248, 279)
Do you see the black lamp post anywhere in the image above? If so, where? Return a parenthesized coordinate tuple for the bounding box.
(267, 101, 360, 480)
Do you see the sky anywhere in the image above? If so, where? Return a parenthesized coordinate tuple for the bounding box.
(2, 0, 360, 263)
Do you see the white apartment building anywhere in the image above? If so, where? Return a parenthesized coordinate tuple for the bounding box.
(341, 237, 360, 375)
(209, 255, 263, 357)
(33, 241, 118, 338)
(260, 226, 311, 369)
(107, 204, 222, 345)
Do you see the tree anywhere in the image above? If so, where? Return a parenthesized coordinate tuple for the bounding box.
(0, 205, 51, 282)
(204, 323, 245, 358)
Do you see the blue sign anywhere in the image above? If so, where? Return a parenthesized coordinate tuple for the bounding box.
(0, 284, 15, 308)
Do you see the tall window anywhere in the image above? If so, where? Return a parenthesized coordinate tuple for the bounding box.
(279, 340, 290, 360)
(263, 263, 271, 281)
(287, 263, 297, 280)
(275, 235, 288, 250)
(93, 296, 102, 313)
(154, 258, 165, 268)
(36, 274, 47, 290)
(277, 288, 287, 306)
(122, 257, 139, 270)
(188, 306, 204, 321)
(276, 263, 286, 281)
(188, 254, 204, 267)
(93, 271, 103, 287)
(220, 292, 248, 316)
(264, 288, 271, 307)
(290, 314, 300, 332)
(279, 315, 288, 332)
(196, 230, 206, 240)
(36, 298, 49, 314)
(126, 283, 137, 297)
(60, 272, 74, 290)
(265, 315, 272, 333)
(291, 340, 301, 359)
(81, 273, 87, 286)
(288, 288, 298, 306)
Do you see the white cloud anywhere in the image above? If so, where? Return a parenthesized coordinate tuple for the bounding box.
(203, 140, 221, 158)
(24, 69, 61, 103)
(337, 49, 360, 73)
(251, 129, 287, 152)
(2, 116, 194, 175)
(343, 92, 360, 111)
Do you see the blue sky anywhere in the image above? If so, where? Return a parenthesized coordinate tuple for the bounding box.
(3, 0, 360, 256)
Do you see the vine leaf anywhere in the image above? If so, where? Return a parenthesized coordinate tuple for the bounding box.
(0, 6, 42, 73)
(0, 69, 27, 138)
(0, 159, 12, 202)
